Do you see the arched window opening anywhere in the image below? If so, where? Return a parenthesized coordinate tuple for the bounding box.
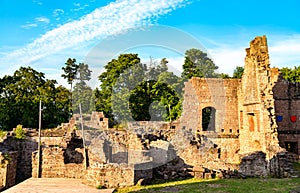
(202, 107, 216, 131)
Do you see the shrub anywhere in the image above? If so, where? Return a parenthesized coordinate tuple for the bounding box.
(0, 129, 6, 139)
(14, 124, 26, 140)
(96, 185, 105, 189)
(0, 153, 11, 168)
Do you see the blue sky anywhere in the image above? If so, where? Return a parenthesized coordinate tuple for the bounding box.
(1, 0, 300, 87)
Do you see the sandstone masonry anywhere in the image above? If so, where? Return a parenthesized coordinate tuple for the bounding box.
(0, 36, 300, 190)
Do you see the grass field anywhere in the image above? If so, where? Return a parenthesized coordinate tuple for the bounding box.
(116, 177, 300, 193)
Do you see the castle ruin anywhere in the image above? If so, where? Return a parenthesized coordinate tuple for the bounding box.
(0, 35, 299, 190)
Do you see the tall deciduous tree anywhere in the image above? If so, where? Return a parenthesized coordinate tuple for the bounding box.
(77, 63, 92, 82)
(72, 63, 94, 114)
(61, 58, 79, 92)
(95, 55, 183, 126)
(0, 67, 71, 130)
(95, 54, 141, 126)
(232, 66, 244, 79)
(182, 48, 218, 79)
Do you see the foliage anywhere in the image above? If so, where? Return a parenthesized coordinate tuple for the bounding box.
(280, 66, 300, 82)
(0, 153, 11, 167)
(116, 178, 300, 193)
(113, 122, 128, 129)
(220, 73, 231, 79)
(96, 185, 105, 189)
(14, 124, 26, 140)
(77, 63, 92, 82)
(182, 48, 219, 79)
(0, 67, 71, 130)
(61, 58, 79, 91)
(72, 63, 94, 114)
(95, 53, 141, 126)
(232, 66, 244, 79)
(0, 129, 6, 138)
(95, 55, 183, 126)
(72, 82, 94, 114)
(129, 80, 180, 121)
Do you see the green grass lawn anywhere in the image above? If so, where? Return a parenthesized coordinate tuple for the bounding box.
(116, 177, 300, 193)
(293, 162, 300, 172)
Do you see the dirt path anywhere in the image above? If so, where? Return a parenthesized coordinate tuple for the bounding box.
(2, 178, 114, 193)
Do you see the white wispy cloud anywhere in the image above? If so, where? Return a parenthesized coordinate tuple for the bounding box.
(53, 9, 64, 17)
(35, 16, 50, 24)
(72, 3, 87, 12)
(21, 17, 50, 30)
(21, 23, 38, 29)
(1, 0, 189, 77)
(32, 0, 43, 5)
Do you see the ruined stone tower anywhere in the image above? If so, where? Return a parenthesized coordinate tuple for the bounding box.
(239, 35, 282, 159)
(179, 36, 285, 168)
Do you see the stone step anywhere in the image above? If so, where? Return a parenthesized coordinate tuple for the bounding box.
(290, 171, 300, 178)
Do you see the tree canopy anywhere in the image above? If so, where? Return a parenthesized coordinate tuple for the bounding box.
(280, 66, 300, 82)
(95, 55, 183, 126)
(0, 67, 71, 130)
(72, 63, 94, 114)
(61, 58, 79, 92)
(95, 54, 141, 126)
(0, 49, 250, 131)
(232, 66, 244, 79)
(182, 48, 219, 79)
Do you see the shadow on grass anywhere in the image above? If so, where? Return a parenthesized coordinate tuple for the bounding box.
(117, 178, 300, 193)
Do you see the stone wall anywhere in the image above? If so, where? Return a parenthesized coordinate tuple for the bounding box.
(31, 147, 135, 188)
(273, 76, 300, 156)
(32, 147, 85, 179)
(2, 35, 300, 191)
(180, 78, 240, 135)
(177, 35, 296, 178)
(239, 35, 282, 159)
(69, 111, 109, 130)
(0, 151, 18, 191)
(178, 77, 241, 170)
(239, 151, 298, 178)
(0, 135, 38, 182)
(84, 163, 134, 188)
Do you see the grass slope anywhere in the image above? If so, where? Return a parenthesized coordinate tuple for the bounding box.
(117, 178, 300, 193)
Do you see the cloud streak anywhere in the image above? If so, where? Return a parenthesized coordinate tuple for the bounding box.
(21, 23, 38, 29)
(0, 0, 189, 73)
(35, 16, 50, 24)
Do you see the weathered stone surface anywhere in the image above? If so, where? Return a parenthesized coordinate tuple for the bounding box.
(1, 178, 114, 193)
(2, 35, 300, 191)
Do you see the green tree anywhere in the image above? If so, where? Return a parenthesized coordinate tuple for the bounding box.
(73, 82, 94, 114)
(280, 66, 300, 82)
(95, 54, 141, 126)
(111, 62, 148, 123)
(115, 58, 181, 122)
(182, 48, 218, 79)
(77, 63, 92, 82)
(72, 63, 93, 114)
(220, 73, 231, 79)
(129, 80, 180, 121)
(61, 58, 79, 92)
(232, 66, 244, 79)
(0, 67, 71, 130)
(95, 55, 183, 126)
